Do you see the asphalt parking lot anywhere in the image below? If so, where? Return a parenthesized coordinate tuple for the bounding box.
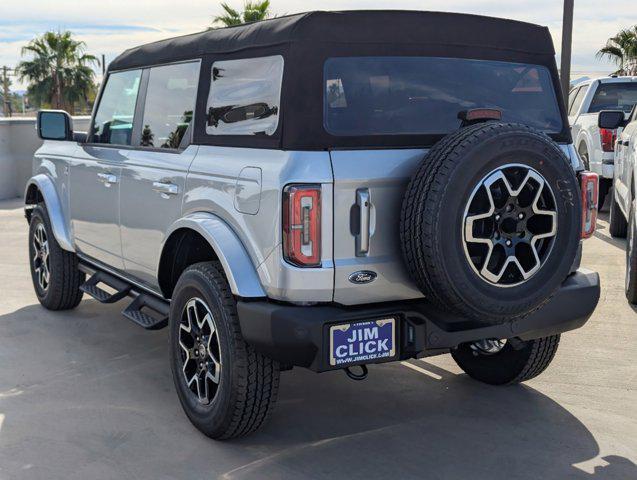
(0, 197, 636, 480)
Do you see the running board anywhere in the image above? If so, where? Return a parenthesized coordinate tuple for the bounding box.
(80, 271, 131, 303)
(122, 294, 169, 330)
(79, 263, 169, 330)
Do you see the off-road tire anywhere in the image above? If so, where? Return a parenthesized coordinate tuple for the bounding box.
(625, 200, 637, 304)
(28, 204, 84, 310)
(169, 261, 280, 440)
(609, 190, 628, 238)
(451, 335, 560, 385)
(400, 123, 581, 324)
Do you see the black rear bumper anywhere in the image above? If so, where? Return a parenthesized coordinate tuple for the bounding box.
(237, 269, 600, 372)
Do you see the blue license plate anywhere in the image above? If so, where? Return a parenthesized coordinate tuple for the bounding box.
(329, 318, 396, 367)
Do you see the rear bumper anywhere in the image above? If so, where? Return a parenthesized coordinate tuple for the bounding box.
(237, 269, 600, 372)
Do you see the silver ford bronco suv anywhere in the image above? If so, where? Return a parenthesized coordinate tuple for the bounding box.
(26, 11, 601, 439)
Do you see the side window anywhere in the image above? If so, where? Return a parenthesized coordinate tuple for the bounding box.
(568, 86, 586, 116)
(92, 69, 142, 145)
(206, 55, 283, 136)
(567, 87, 580, 113)
(139, 61, 200, 149)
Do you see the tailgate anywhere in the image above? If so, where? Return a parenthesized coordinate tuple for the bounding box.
(330, 149, 427, 305)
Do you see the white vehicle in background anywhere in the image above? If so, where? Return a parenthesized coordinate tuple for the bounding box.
(600, 108, 637, 302)
(569, 76, 637, 208)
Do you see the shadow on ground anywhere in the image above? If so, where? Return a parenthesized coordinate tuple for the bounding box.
(0, 301, 635, 480)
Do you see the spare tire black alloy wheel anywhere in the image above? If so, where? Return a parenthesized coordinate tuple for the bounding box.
(463, 164, 557, 286)
(401, 123, 581, 324)
(179, 298, 222, 405)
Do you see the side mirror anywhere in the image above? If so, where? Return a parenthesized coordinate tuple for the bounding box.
(37, 110, 72, 140)
(598, 110, 626, 130)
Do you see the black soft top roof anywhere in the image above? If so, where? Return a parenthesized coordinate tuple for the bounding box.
(108, 10, 555, 72)
(107, 10, 569, 149)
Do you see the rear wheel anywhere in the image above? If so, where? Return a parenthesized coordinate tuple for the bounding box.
(451, 335, 560, 385)
(28, 204, 84, 310)
(609, 189, 628, 238)
(169, 261, 280, 439)
(578, 145, 590, 170)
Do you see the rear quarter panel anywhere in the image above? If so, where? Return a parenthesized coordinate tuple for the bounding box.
(184, 146, 334, 302)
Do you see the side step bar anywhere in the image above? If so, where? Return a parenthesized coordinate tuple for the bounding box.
(79, 264, 169, 330)
(79, 271, 131, 303)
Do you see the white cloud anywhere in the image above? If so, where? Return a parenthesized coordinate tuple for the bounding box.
(2, 0, 636, 90)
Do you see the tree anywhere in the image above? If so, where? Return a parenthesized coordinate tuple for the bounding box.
(16, 31, 98, 113)
(597, 26, 637, 76)
(212, 1, 271, 28)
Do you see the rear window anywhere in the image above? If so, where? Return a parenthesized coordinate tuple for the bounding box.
(588, 83, 637, 114)
(324, 57, 563, 136)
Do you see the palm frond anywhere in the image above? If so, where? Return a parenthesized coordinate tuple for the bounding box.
(211, 1, 270, 28)
(213, 3, 243, 27)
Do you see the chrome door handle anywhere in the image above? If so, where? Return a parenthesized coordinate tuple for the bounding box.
(97, 172, 118, 185)
(355, 188, 371, 257)
(152, 181, 180, 196)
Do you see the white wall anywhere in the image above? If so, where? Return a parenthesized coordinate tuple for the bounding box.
(0, 116, 91, 200)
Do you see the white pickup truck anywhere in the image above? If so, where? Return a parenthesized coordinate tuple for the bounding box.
(569, 76, 637, 208)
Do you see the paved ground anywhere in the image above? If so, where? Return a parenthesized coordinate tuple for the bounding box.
(0, 197, 636, 480)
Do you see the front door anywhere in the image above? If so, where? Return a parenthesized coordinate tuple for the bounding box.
(70, 147, 124, 269)
(119, 61, 200, 287)
(69, 68, 143, 270)
(616, 112, 637, 211)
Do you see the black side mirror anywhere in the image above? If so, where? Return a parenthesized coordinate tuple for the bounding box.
(37, 110, 72, 140)
(598, 110, 626, 130)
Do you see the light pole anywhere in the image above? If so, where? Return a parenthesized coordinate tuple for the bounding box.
(560, 0, 574, 98)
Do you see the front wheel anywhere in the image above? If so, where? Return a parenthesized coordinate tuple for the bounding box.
(451, 335, 560, 385)
(169, 261, 280, 439)
(609, 190, 628, 238)
(28, 204, 84, 310)
(625, 200, 637, 304)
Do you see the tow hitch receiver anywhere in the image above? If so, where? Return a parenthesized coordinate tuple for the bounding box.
(344, 365, 368, 381)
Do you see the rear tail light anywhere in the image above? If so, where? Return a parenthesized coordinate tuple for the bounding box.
(580, 171, 599, 239)
(600, 128, 617, 152)
(282, 184, 321, 267)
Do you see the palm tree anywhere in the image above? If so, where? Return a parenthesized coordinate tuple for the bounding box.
(212, 1, 271, 28)
(16, 31, 98, 113)
(597, 26, 637, 76)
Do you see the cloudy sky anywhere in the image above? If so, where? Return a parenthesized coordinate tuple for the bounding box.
(1, 0, 636, 91)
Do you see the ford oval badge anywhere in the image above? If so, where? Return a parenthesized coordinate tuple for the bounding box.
(348, 271, 377, 285)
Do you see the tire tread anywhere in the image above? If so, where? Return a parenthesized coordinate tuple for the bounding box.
(177, 262, 279, 439)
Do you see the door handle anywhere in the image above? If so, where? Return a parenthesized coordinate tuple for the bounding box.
(97, 172, 118, 185)
(355, 188, 371, 257)
(152, 181, 180, 196)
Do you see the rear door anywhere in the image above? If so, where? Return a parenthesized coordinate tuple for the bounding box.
(119, 61, 200, 287)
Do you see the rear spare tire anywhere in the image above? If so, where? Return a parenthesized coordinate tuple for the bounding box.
(401, 123, 581, 324)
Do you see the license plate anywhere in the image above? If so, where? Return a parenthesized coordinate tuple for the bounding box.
(329, 318, 396, 367)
